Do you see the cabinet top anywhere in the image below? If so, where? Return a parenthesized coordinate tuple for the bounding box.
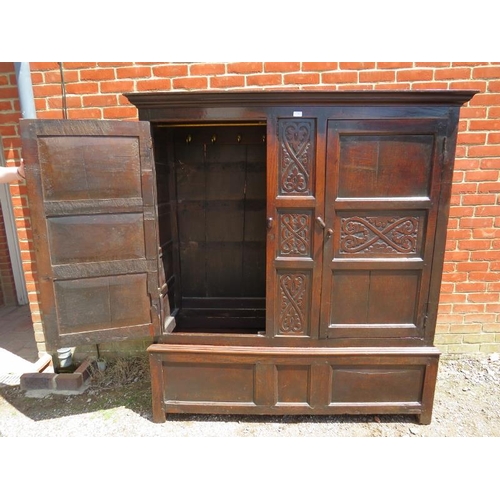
(126, 90, 478, 108)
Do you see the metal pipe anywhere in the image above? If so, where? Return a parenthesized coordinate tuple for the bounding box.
(6, 62, 35, 304)
(14, 62, 36, 119)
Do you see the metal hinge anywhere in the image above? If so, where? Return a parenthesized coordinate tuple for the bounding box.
(158, 284, 168, 299)
(438, 138, 448, 187)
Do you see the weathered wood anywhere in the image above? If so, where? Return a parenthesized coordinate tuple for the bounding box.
(126, 90, 476, 108)
(254, 363, 277, 407)
(147, 344, 440, 418)
(20, 119, 162, 350)
(23, 91, 476, 424)
(141, 91, 475, 423)
(149, 353, 167, 423)
(418, 357, 440, 424)
(320, 118, 449, 345)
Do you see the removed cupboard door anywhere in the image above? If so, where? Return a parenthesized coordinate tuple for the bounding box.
(20, 119, 164, 350)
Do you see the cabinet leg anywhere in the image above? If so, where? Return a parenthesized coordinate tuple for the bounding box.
(149, 351, 166, 424)
(418, 358, 439, 425)
(152, 404, 167, 424)
(417, 411, 433, 425)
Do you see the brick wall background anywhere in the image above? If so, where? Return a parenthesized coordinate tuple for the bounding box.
(0, 63, 26, 308)
(1, 61, 499, 354)
(0, 207, 17, 307)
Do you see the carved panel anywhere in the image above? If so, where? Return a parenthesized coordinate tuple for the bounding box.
(278, 212, 312, 257)
(340, 215, 420, 255)
(278, 272, 310, 336)
(279, 119, 315, 196)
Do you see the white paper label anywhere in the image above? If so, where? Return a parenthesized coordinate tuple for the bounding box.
(293, 111, 303, 117)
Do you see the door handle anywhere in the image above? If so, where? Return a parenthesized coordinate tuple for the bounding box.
(326, 228, 334, 239)
(267, 217, 273, 230)
(316, 216, 326, 229)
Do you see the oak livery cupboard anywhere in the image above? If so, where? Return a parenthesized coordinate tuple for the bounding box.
(20, 91, 476, 424)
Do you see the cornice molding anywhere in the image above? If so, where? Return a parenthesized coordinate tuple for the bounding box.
(125, 90, 478, 108)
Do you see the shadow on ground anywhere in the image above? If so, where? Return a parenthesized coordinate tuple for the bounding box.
(0, 379, 153, 422)
(0, 381, 418, 426)
(1, 354, 499, 437)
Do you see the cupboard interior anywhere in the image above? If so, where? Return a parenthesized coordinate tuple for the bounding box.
(153, 122, 267, 333)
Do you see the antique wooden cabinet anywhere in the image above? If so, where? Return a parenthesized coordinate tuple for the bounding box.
(20, 91, 475, 424)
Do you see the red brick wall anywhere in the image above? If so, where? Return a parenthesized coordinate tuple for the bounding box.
(0, 192, 17, 310)
(2, 62, 499, 354)
(0, 206, 17, 306)
(0, 62, 25, 308)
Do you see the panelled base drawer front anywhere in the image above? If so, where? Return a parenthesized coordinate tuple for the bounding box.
(148, 345, 440, 424)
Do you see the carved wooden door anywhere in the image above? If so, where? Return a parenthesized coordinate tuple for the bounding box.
(266, 117, 324, 337)
(320, 118, 448, 344)
(20, 120, 164, 351)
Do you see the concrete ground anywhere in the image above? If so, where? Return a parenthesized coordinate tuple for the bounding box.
(1, 304, 499, 438)
(0, 305, 42, 386)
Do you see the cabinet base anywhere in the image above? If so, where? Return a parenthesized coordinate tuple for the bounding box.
(147, 344, 440, 425)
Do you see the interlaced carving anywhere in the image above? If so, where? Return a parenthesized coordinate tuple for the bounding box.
(279, 273, 307, 334)
(340, 216, 419, 254)
(279, 121, 313, 195)
(280, 213, 310, 256)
